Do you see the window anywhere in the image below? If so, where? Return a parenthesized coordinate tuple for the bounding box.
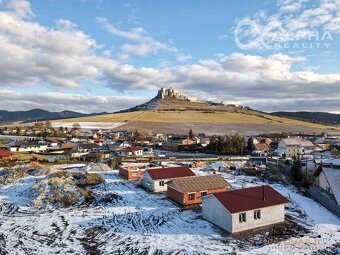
(159, 181, 165, 186)
(254, 210, 261, 219)
(200, 191, 208, 197)
(188, 193, 195, 200)
(239, 213, 246, 223)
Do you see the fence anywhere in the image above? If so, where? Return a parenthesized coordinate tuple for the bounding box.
(309, 186, 340, 217)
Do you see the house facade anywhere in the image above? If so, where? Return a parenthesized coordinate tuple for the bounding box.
(141, 166, 196, 192)
(253, 143, 269, 157)
(167, 174, 230, 206)
(117, 146, 144, 157)
(313, 159, 340, 205)
(113, 140, 131, 149)
(118, 165, 144, 180)
(162, 138, 194, 151)
(277, 138, 315, 158)
(201, 185, 289, 233)
(8, 141, 48, 153)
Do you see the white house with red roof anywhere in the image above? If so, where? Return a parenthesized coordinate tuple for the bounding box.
(117, 146, 144, 157)
(201, 185, 289, 233)
(141, 166, 196, 192)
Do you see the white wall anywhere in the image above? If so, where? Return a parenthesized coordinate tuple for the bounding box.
(141, 172, 169, 192)
(318, 171, 332, 195)
(202, 196, 232, 232)
(153, 179, 170, 192)
(231, 204, 285, 233)
(202, 196, 286, 233)
(141, 172, 155, 192)
(10, 145, 48, 152)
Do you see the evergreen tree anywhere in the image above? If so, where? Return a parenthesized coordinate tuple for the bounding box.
(189, 129, 194, 140)
(247, 137, 255, 153)
(291, 159, 303, 182)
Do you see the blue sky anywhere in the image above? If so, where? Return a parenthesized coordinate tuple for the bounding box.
(0, 0, 339, 113)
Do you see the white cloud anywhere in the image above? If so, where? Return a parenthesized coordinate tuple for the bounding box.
(6, 0, 34, 18)
(234, 0, 339, 50)
(0, 1, 339, 113)
(96, 17, 191, 62)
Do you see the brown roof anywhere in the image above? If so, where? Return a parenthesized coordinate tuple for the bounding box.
(61, 143, 77, 150)
(168, 174, 229, 193)
(211, 185, 289, 214)
(146, 166, 195, 180)
(255, 143, 269, 151)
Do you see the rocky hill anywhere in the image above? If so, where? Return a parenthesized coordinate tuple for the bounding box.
(118, 87, 253, 114)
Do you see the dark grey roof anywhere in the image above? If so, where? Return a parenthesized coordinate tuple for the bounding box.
(78, 143, 100, 150)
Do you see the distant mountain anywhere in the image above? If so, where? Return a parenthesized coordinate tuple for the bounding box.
(271, 111, 340, 125)
(0, 109, 92, 123)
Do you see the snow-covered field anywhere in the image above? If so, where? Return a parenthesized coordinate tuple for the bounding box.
(0, 166, 339, 254)
(51, 122, 125, 130)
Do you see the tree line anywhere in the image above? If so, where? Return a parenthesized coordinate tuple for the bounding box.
(206, 134, 245, 155)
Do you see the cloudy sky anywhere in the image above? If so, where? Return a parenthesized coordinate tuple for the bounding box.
(0, 0, 339, 113)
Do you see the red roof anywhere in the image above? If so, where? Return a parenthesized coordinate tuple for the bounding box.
(0, 149, 14, 157)
(122, 146, 144, 153)
(255, 143, 269, 151)
(212, 185, 289, 214)
(146, 166, 196, 180)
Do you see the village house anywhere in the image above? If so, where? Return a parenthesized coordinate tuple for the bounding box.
(314, 159, 340, 199)
(118, 163, 151, 180)
(260, 138, 272, 146)
(77, 143, 100, 153)
(48, 142, 77, 156)
(141, 166, 196, 192)
(198, 133, 210, 147)
(116, 146, 144, 157)
(276, 137, 315, 158)
(0, 149, 15, 161)
(7, 141, 48, 153)
(201, 185, 289, 233)
(253, 143, 269, 157)
(162, 138, 194, 151)
(167, 174, 230, 206)
(71, 143, 100, 158)
(112, 140, 131, 150)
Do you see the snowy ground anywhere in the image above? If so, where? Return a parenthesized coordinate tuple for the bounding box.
(51, 122, 125, 130)
(0, 166, 339, 254)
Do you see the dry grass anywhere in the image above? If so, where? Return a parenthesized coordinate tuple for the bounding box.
(54, 110, 339, 130)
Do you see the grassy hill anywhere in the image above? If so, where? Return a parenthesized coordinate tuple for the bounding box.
(51, 88, 340, 134)
(54, 110, 339, 131)
(271, 111, 340, 125)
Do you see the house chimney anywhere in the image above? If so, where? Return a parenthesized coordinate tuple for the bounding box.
(262, 185, 266, 201)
